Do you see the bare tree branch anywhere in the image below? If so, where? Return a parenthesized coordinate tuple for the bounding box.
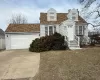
(88, 23, 100, 27)
(10, 14, 27, 24)
(78, 0, 100, 32)
(93, 10, 100, 17)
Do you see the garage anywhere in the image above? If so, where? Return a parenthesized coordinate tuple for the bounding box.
(6, 33, 39, 50)
(11, 34, 39, 49)
(5, 24, 40, 50)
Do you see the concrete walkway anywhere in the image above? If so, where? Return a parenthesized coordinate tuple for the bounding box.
(0, 50, 40, 80)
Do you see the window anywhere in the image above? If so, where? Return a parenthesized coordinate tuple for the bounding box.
(49, 26, 53, 35)
(54, 26, 56, 33)
(68, 25, 72, 28)
(45, 26, 48, 36)
(64, 26, 66, 29)
(50, 12, 54, 14)
(45, 26, 56, 36)
(79, 26, 82, 35)
(72, 16, 76, 20)
(72, 13, 76, 15)
(50, 16, 54, 19)
(83, 26, 84, 35)
(75, 26, 78, 35)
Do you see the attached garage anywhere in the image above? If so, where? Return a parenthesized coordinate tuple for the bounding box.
(5, 33, 39, 49)
(5, 24, 40, 50)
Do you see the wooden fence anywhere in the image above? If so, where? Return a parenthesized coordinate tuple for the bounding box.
(0, 38, 5, 50)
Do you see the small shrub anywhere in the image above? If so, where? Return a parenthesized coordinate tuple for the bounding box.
(29, 32, 68, 52)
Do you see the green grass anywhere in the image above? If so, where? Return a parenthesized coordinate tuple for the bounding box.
(33, 48, 100, 80)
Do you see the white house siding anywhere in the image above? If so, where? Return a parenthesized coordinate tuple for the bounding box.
(5, 34, 11, 50)
(40, 25, 45, 37)
(55, 25, 60, 33)
(0, 38, 5, 49)
(84, 25, 88, 37)
(5, 33, 40, 50)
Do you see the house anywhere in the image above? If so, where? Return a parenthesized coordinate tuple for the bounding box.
(0, 28, 5, 49)
(5, 8, 89, 50)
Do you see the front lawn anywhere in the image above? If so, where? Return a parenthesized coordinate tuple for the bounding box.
(33, 48, 100, 80)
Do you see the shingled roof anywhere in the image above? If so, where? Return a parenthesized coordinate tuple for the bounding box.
(0, 29, 5, 38)
(40, 13, 87, 24)
(6, 12, 87, 33)
(5, 24, 40, 32)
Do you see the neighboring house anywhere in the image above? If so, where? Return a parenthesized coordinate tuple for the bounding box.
(0, 28, 5, 49)
(5, 8, 89, 50)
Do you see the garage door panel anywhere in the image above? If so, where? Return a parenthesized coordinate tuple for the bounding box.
(11, 34, 39, 49)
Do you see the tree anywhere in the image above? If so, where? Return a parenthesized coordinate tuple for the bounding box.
(10, 14, 27, 24)
(78, 0, 100, 28)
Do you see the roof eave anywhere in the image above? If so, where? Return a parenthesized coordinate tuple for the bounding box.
(5, 31, 40, 34)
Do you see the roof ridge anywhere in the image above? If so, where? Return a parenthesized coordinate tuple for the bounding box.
(9, 23, 40, 25)
(40, 12, 68, 14)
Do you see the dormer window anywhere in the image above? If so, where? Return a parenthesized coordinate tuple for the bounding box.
(47, 8, 57, 21)
(50, 16, 54, 19)
(67, 9, 79, 21)
(50, 12, 54, 14)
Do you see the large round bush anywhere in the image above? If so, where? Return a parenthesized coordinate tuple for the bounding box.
(29, 32, 68, 52)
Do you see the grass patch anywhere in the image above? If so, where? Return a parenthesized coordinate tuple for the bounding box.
(33, 48, 100, 80)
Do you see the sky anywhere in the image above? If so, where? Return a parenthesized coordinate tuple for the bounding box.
(0, 0, 81, 31)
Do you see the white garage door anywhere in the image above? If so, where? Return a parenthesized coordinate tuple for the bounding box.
(10, 34, 39, 49)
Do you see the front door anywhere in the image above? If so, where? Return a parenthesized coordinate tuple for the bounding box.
(67, 25, 74, 40)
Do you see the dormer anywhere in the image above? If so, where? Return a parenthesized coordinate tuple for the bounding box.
(47, 8, 57, 21)
(67, 9, 79, 21)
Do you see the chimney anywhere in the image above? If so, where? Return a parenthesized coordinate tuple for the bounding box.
(68, 9, 71, 13)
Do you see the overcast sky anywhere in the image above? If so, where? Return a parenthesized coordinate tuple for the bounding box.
(0, 0, 81, 31)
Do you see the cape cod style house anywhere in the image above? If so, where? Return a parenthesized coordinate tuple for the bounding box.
(5, 8, 88, 50)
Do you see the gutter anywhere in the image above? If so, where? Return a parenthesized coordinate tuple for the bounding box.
(5, 31, 40, 34)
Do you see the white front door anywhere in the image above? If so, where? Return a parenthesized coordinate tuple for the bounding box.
(67, 25, 74, 41)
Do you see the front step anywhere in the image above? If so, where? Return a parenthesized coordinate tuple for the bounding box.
(69, 44, 81, 49)
(65, 37, 80, 50)
(69, 46, 81, 49)
(68, 40, 80, 49)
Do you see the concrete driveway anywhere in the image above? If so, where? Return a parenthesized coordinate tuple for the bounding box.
(0, 50, 40, 80)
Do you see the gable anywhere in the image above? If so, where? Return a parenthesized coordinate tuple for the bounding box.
(40, 13, 87, 24)
(5, 24, 40, 32)
(0, 29, 5, 36)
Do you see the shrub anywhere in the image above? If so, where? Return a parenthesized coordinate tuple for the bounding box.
(29, 32, 68, 52)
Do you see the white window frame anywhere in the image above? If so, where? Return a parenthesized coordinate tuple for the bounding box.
(45, 26, 48, 36)
(77, 26, 84, 35)
(45, 25, 56, 36)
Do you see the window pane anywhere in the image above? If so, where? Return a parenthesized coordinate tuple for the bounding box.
(49, 26, 53, 35)
(45, 27, 48, 36)
(83, 26, 84, 35)
(75, 26, 78, 35)
(50, 16, 54, 19)
(72, 13, 76, 15)
(79, 26, 82, 35)
(64, 26, 66, 29)
(72, 16, 75, 20)
(50, 12, 54, 14)
(54, 26, 56, 33)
